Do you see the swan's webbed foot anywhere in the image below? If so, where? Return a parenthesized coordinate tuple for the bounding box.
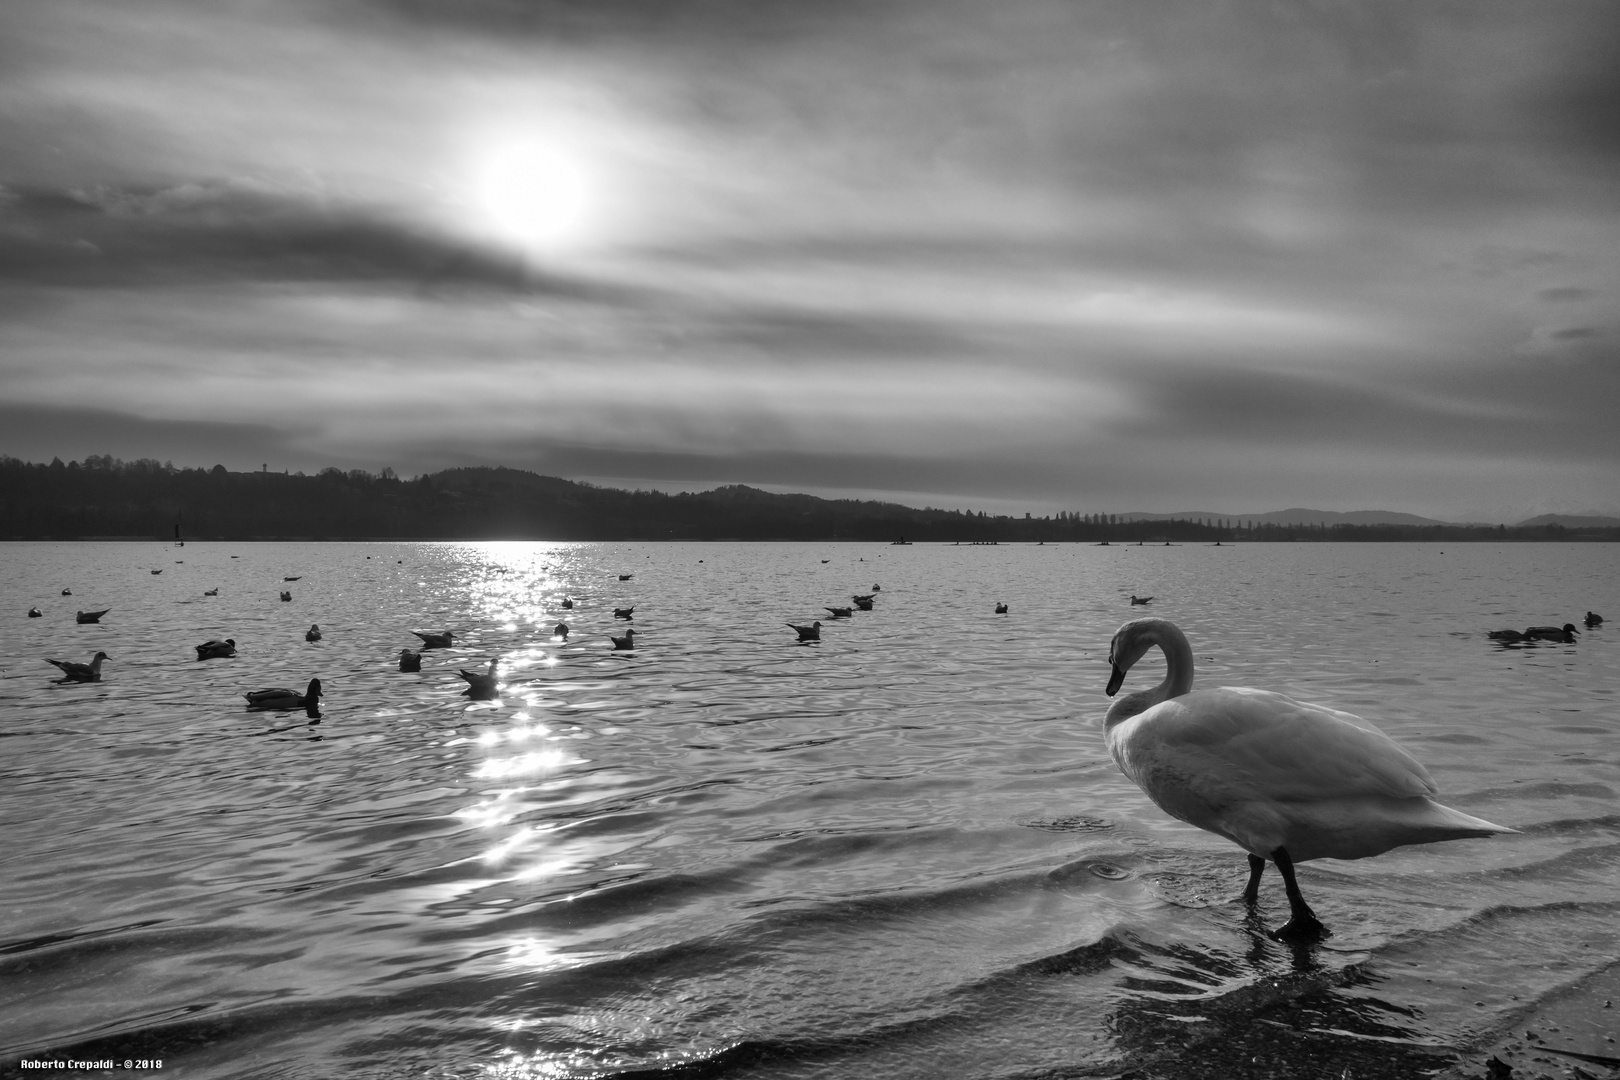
(1269, 846, 1329, 940)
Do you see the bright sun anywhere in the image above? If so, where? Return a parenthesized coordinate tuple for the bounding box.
(474, 142, 591, 252)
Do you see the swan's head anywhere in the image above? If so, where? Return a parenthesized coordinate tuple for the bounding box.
(1105, 619, 1162, 695)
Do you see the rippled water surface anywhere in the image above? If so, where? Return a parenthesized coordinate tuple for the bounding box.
(3, 541, 1617, 1079)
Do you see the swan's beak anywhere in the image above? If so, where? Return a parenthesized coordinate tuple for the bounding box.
(1106, 664, 1125, 696)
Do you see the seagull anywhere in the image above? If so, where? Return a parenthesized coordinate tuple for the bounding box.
(305, 624, 322, 642)
(610, 628, 637, 650)
(553, 622, 569, 641)
(196, 638, 237, 660)
(458, 659, 499, 699)
(1130, 595, 1154, 605)
(398, 649, 422, 672)
(413, 630, 453, 649)
(75, 608, 110, 624)
(1102, 617, 1514, 939)
(46, 652, 111, 682)
(853, 595, 875, 610)
(995, 602, 1009, 614)
(614, 607, 635, 620)
(788, 621, 821, 641)
(825, 606, 853, 618)
(245, 678, 322, 717)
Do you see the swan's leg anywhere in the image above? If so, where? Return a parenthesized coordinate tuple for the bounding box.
(1242, 854, 1265, 904)
(1269, 847, 1326, 940)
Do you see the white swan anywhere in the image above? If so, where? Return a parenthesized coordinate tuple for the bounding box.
(1103, 617, 1514, 939)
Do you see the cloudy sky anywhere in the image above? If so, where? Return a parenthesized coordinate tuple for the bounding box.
(2, 0, 1616, 521)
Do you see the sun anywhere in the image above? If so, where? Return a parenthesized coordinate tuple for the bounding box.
(474, 141, 591, 253)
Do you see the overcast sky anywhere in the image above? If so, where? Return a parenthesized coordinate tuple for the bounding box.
(2, 0, 1616, 521)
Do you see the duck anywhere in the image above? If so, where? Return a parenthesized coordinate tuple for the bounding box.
(28, 606, 42, 618)
(150, 569, 163, 575)
(61, 588, 72, 596)
(45, 651, 111, 682)
(553, 622, 569, 641)
(305, 624, 322, 642)
(458, 659, 499, 699)
(613, 607, 635, 620)
(1523, 623, 1580, 642)
(788, 621, 821, 642)
(995, 602, 1009, 614)
(1102, 617, 1514, 940)
(619, 574, 633, 581)
(196, 638, 237, 660)
(1586, 611, 1604, 628)
(413, 630, 453, 649)
(398, 648, 422, 672)
(825, 606, 853, 618)
(204, 588, 219, 596)
(872, 584, 881, 591)
(610, 628, 637, 651)
(245, 678, 322, 717)
(853, 595, 875, 610)
(561, 597, 574, 609)
(284, 576, 301, 582)
(279, 591, 292, 602)
(1130, 595, 1154, 606)
(75, 608, 110, 624)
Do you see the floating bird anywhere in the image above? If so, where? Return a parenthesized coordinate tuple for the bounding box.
(305, 624, 322, 642)
(204, 588, 218, 596)
(853, 595, 875, 610)
(398, 648, 422, 672)
(610, 628, 637, 650)
(614, 607, 635, 619)
(872, 584, 881, 591)
(553, 622, 569, 641)
(413, 630, 453, 649)
(1524, 623, 1580, 642)
(825, 606, 853, 618)
(279, 591, 292, 602)
(788, 621, 821, 642)
(561, 597, 574, 609)
(619, 574, 633, 581)
(245, 678, 322, 717)
(150, 569, 162, 575)
(284, 576, 301, 582)
(75, 608, 110, 624)
(995, 602, 1009, 614)
(1584, 611, 1603, 628)
(1102, 617, 1514, 939)
(821, 559, 830, 564)
(28, 606, 42, 618)
(196, 638, 237, 660)
(45, 651, 111, 683)
(61, 588, 72, 596)
(1130, 595, 1154, 605)
(458, 659, 499, 699)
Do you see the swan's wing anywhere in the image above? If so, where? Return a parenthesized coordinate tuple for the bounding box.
(1115, 687, 1437, 803)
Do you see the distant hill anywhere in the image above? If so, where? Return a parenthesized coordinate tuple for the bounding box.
(1119, 508, 1455, 527)
(1514, 513, 1620, 528)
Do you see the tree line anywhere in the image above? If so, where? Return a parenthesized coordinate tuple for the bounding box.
(1, 456, 1614, 542)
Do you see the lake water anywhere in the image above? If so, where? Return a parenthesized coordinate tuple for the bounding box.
(2, 540, 1617, 1080)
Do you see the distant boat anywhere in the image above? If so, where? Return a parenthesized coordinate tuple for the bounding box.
(891, 538, 912, 545)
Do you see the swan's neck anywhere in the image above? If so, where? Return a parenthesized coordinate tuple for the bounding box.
(1105, 620, 1195, 728)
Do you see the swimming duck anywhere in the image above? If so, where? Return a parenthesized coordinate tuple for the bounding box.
(610, 629, 637, 650)
(1130, 595, 1154, 605)
(398, 648, 422, 672)
(853, 595, 875, 610)
(872, 584, 881, 591)
(61, 588, 72, 596)
(204, 588, 219, 596)
(825, 606, 853, 618)
(305, 624, 322, 642)
(284, 576, 301, 582)
(150, 569, 162, 575)
(75, 608, 110, 624)
(1523, 623, 1580, 642)
(619, 574, 633, 581)
(553, 622, 569, 641)
(561, 597, 574, 609)
(458, 659, 499, 699)
(279, 591, 292, 602)
(1585, 611, 1604, 628)
(1103, 617, 1514, 939)
(413, 630, 453, 649)
(613, 607, 635, 620)
(995, 602, 1009, 614)
(46, 651, 111, 682)
(196, 638, 237, 660)
(788, 621, 821, 642)
(245, 678, 322, 717)
(28, 606, 42, 618)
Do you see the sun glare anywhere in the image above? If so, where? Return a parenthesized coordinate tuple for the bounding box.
(475, 141, 591, 252)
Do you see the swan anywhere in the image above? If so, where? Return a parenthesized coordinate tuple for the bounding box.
(245, 678, 322, 717)
(196, 638, 237, 660)
(614, 607, 635, 620)
(398, 648, 422, 672)
(458, 659, 498, 699)
(1130, 595, 1154, 605)
(46, 652, 111, 682)
(1523, 623, 1579, 642)
(75, 608, 110, 624)
(1102, 617, 1514, 939)
(995, 602, 1009, 614)
(610, 629, 637, 650)
(1586, 611, 1604, 628)
(788, 621, 821, 641)
(305, 624, 322, 642)
(825, 606, 853, 618)
(413, 630, 453, 649)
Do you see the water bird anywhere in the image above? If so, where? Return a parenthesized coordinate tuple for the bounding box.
(75, 608, 110, 624)
(279, 591, 292, 602)
(458, 659, 499, 699)
(788, 621, 821, 642)
(821, 559, 830, 564)
(62, 588, 72, 595)
(284, 576, 301, 581)
(204, 588, 218, 596)
(614, 607, 635, 620)
(995, 602, 1009, 614)
(825, 606, 853, 618)
(619, 574, 633, 581)
(553, 622, 569, 641)
(45, 652, 111, 682)
(1102, 617, 1514, 939)
(1524, 623, 1580, 642)
(1585, 611, 1603, 628)
(872, 584, 881, 591)
(150, 569, 162, 575)
(1130, 595, 1153, 605)
(28, 606, 42, 618)
(561, 597, 574, 609)
(610, 629, 637, 650)
(245, 678, 322, 717)
(305, 624, 322, 642)
(853, 595, 874, 610)
(398, 649, 422, 672)
(196, 638, 237, 660)
(413, 630, 453, 649)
